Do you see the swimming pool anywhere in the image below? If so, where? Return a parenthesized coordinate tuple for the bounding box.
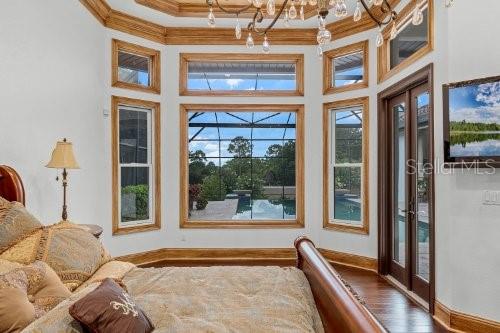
(233, 198, 296, 220)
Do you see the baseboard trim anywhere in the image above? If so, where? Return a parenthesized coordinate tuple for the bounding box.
(115, 247, 378, 271)
(318, 248, 378, 272)
(434, 301, 500, 333)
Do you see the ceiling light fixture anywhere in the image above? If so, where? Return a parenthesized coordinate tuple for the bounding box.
(206, 0, 422, 55)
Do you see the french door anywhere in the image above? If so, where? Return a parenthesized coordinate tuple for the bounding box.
(378, 65, 434, 307)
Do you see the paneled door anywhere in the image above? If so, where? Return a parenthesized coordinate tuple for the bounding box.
(379, 65, 434, 308)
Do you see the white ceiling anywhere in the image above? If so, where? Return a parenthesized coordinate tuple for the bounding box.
(106, 0, 360, 29)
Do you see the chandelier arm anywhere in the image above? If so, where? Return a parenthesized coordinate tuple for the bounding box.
(251, 0, 290, 36)
(359, 0, 393, 27)
(213, 0, 253, 15)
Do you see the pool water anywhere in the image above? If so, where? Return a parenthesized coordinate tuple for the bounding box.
(334, 197, 361, 222)
(233, 198, 296, 220)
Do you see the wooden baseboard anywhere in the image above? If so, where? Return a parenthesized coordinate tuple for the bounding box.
(318, 248, 378, 272)
(434, 301, 500, 333)
(115, 247, 378, 272)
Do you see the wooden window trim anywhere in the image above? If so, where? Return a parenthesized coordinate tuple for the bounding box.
(323, 40, 369, 95)
(179, 104, 305, 229)
(112, 96, 161, 235)
(377, 0, 434, 84)
(323, 97, 369, 234)
(179, 53, 304, 97)
(112, 39, 161, 94)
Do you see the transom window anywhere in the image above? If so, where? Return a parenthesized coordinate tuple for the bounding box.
(180, 54, 304, 96)
(112, 39, 161, 94)
(112, 96, 161, 235)
(180, 105, 304, 228)
(377, 0, 433, 83)
(323, 41, 369, 94)
(323, 97, 369, 234)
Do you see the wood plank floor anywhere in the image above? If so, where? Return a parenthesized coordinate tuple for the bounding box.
(333, 264, 450, 333)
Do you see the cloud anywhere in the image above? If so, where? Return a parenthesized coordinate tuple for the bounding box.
(450, 105, 500, 124)
(225, 79, 243, 89)
(476, 82, 500, 107)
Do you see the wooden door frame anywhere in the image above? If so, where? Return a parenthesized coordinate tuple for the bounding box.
(377, 63, 435, 313)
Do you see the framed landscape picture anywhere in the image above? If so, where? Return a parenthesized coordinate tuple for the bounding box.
(443, 75, 500, 166)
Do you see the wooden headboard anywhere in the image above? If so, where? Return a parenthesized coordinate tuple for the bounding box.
(0, 165, 25, 205)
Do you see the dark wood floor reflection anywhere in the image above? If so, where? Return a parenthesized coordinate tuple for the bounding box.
(332, 264, 449, 333)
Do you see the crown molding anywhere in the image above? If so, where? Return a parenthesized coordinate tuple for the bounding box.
(135, 0, 319, 19)
(79, 0, 398, 45)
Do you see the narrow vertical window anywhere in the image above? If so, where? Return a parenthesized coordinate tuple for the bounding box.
(323, 97, 369, 234)
(112, 96, 161, 235)
(112, 39, 161, 94)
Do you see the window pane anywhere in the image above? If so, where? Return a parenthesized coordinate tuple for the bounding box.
(119, 108, 149, 164)
(333, 167, 361, 224)
(335, 107, 363, 164)
(333, 51, 364, 87)
(390, 8, 428, 69)
(121, 166, 150, 223)
(187, 111, 297, 221)
(118, 51, 150, 86)
(187, 61, 297, 91)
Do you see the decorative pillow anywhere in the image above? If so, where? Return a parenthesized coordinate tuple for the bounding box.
(69, 278, 154, 333)
(0, 196, 42, 253)
(0, 230, 43, 265)
(0, 258, 23, 274)
(76, 260, 136, 292)
(0, 261, 72, 333)
(35, 223, 111, 291)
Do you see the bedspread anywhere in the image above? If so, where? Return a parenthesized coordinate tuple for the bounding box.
(23, 264, 324, 333)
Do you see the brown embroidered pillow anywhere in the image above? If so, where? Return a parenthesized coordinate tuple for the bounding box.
(69, 278, 154, 333)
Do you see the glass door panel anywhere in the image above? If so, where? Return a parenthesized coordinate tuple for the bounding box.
(393, 101, 407, 268)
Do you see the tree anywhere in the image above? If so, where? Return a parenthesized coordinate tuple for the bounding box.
(202, 174, 226, 201)
(228, 136, 252, 158)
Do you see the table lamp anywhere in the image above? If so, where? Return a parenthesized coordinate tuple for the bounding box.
(46, 138, 80, 223)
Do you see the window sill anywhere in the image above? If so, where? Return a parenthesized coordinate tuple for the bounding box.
(113, 224, 161, 236)
(323, 222, 369, 235)
(181, 220, 305, 229)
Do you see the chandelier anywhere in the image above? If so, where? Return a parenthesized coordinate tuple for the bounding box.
(205, 0, 427, 55)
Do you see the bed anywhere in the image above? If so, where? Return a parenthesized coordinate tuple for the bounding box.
(0, 165, 386, 333)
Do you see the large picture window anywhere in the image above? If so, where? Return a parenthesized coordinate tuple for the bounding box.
(112, 96, 161, 235)
(179, 53, 304, 96)
(180, 104, 304, 228)
(377, 0, 433, 83)
(323, 97, 369, 234)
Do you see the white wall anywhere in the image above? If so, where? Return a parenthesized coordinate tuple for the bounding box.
(0, 0, 107, 236)
(1, 0, 499, 322)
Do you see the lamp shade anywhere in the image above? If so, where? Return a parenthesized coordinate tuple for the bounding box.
(45, 139, 80, 169)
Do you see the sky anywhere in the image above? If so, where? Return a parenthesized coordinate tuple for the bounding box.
(449, 81, 500, 124)
(187, 75, 296, 91)
(189, 111, 296, 160)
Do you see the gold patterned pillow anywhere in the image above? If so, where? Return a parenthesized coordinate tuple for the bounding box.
(0, 261, 72, 332)
(35, 223, 111, 291)
(0, 196, 42, 253)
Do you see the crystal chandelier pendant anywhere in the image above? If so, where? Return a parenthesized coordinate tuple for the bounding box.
(389, 21, 398, 40)
(308, 0, 317, 6)
(266, 0, 276, 15)
(376, 28, 384, 47)
(445, 0, 454, 7)
(340, 0, 348, 17)
(246, 33, 255, 48)
(289, 3, 298, 19)
(373, 0, 383, 5)
(300, 5, 305, 21)
(235, 17, 242, 39)
(353, 1, 362, 22)
(284, 8, 290, 27)
(412, 5, 424, 25)
(262, 35, 271, 54)
(207, 7, 216, 28)
(252, 0, 263, 8)
(317, 45, 323, 58)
